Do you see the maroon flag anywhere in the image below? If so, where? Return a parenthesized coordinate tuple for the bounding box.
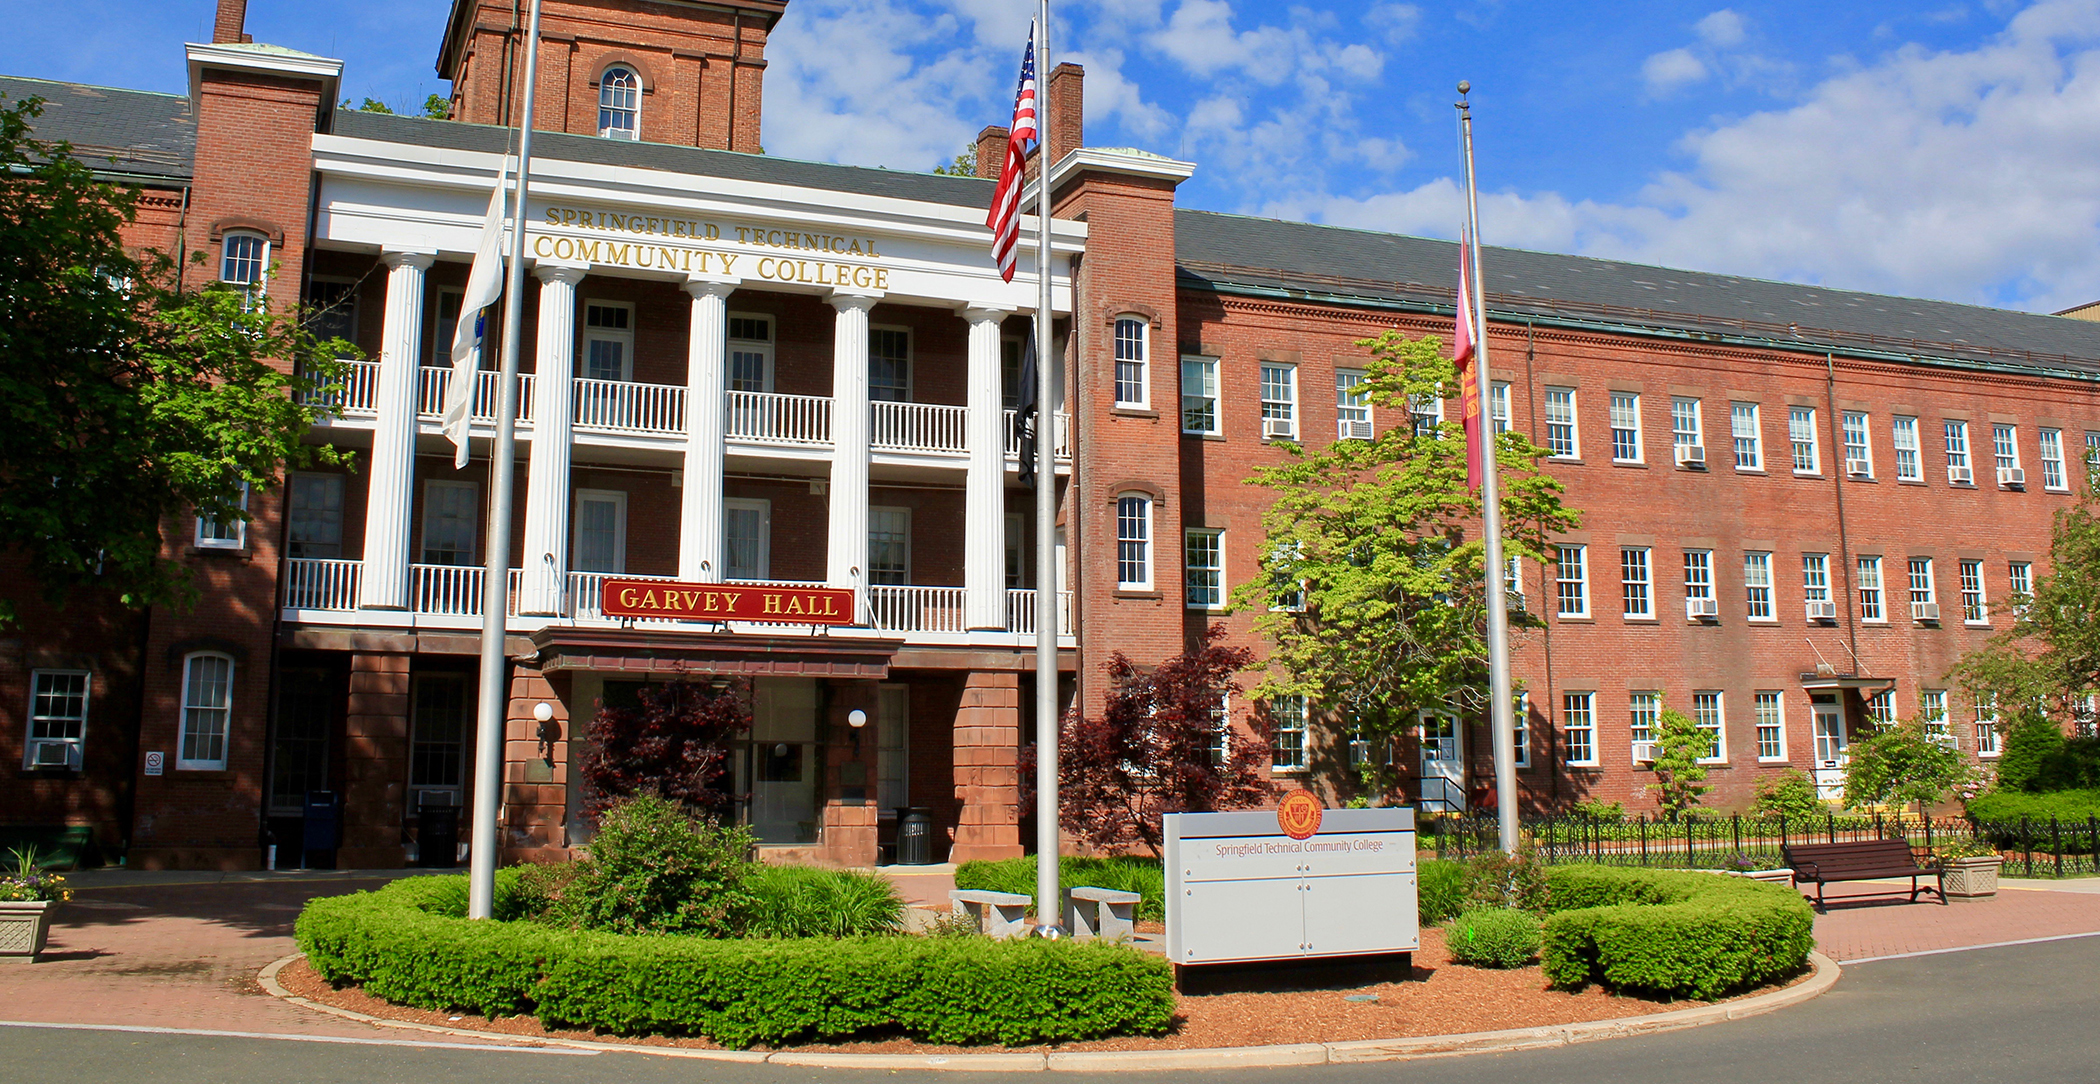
(986, 23, 1039, 282)
(1456, 232, 1484, 492)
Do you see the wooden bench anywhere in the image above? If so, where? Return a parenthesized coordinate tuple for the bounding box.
(1782, 839, 1943, 911)
(949, 889, 1032, 939)
(1065, 886, 1141, 942)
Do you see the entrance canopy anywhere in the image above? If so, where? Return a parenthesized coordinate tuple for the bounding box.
(531, 626, 900, 679)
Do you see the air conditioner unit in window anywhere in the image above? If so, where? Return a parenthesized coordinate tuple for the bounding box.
(1949, 465, 1974, 485)
(28, 740, 78, 770)
(1998, 466, 2026, 488)
(1912, 601, 1941, 622)
(1846, 458, 1872, 477)
(1262, 417, 1297, 440)
(1339, 419, 1373, 441)
(1805, 600, 1838, 621)
(1631, 741, 1658, 763)
(1686, 597, 1719, 619)
(1675, 444, 1707, 468)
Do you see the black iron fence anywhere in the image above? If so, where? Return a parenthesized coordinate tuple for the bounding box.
(1423, 813, 2100, 879)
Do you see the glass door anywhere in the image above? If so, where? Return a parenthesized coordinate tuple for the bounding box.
(745, 678, 817, 843)
(1419, 711, 1464, 812)
(1811, 697, 1848, 800)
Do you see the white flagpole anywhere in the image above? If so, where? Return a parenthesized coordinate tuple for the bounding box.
(1033, 0, 1062, 936)
(1458, 82, 1519, 855)
(468, 0, 543, 920)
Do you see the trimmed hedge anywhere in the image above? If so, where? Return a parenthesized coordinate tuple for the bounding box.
(1445, 908, 1541, 968)
(1539, 865, 1814, 1000)
(954, 856, 1167, 923)
(297, 873, 1174, 1048)
(1967, 788, 2100, 824)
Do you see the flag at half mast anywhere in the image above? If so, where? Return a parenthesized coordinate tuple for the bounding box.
(985, 22, 1039, 282)
(1454, 229, 1485, 492)
(442, 158, 513, 468)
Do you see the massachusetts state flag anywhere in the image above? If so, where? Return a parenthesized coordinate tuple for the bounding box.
(986, 22, 1038, 282)
(1455, 231, 1484, 493)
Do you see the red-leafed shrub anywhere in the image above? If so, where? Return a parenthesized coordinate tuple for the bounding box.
(577, 680, 751, 817)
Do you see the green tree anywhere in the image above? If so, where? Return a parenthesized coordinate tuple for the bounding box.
(421, 93, 451, 120)
(1646, 705, 1711, 819)
(1994, 712, 2067, 793)
(1949, 482, 2100, 743)
(1236, 329, 1578, 797)
(0, 95, 348, 624)
(932, 144, 978, 176)
(1842, 718, 1976, 816)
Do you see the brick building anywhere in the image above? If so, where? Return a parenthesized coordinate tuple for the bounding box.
(6, 0, 2100, 869)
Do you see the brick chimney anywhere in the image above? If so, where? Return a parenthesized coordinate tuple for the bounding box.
(1045, 62, 1084, 167)
(975, 125, 1010, 180)
(213, 0, 250, 44)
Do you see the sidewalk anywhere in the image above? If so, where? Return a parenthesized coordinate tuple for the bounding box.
(1808, 879, 2100, 961)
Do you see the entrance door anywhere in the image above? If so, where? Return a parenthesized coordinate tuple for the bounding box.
(744, 678, 818, 843)
(1811, 699, 1848, 801)
(1419, 711, 1464, 812)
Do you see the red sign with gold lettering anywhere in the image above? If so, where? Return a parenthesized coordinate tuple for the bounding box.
(599, 580, 856, 625)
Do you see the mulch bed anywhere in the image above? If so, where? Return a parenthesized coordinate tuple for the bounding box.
(275, 928, 1809, 1053)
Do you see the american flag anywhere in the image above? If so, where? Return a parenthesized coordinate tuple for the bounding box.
(986, 23, 1038, 282)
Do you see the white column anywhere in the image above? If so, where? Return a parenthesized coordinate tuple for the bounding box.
(520, 264, 584, 615)
(680, 277, 737, 582)
(827, 291, 880, 621)
(358, 251, 433, 610)
(962, 306, 1013, 630)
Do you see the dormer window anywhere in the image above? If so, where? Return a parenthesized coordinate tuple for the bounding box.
(598, 66, 640, 140)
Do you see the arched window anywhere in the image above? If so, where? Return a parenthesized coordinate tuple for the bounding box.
(598, 66, 640, 140)
(1115, 493, 1152, 590)
(220, 231, 268, 310)
(178, 653, 235, 771)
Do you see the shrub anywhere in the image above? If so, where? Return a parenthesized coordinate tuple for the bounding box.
(2038, 736, 2100, 791)
(579, 679, 750, 817)
(1968, 787, 2100, 823)
(1751, 769, 1826, 820)
(296, 875, 1174, 1048)
(1995, 713, 2065, 793)
(1417, 859, 1466, 924)
(1571, 798, 1626, 822)
(954, 855, 1167, 923)
(1539, 865, 1814, 1000)
(1445, 908, 1542, 968)
(1463, 845, 1549, 914)
(743, 865, 903, 939)
(552, 796, 756, 936)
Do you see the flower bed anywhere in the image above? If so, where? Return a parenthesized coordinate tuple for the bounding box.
(295, 873, 1175, 1048)
(1541, 865, 1815, 1000)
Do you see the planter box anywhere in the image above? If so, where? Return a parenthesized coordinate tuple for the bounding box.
(0, 900, 56, 961)
(1746, 868, 1797, 886)
(1942, 856, 2002, 899)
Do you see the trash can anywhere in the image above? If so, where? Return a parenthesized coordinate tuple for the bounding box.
(895, 806, 935, 866)
(417, 799, 460, 869)
(301, 790, 341, 869)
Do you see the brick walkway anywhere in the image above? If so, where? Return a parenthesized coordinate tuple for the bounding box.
(1808, 879, 2100, 961)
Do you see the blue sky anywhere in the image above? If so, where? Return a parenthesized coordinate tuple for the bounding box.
(10, 0, 2100, 312)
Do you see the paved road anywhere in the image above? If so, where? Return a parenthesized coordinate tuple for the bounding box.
(3, 933, 2095, 1084)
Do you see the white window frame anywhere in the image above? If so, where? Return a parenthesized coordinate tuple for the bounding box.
(1892, 415, 1922, 482)
(1267, 541, 1307, 613)
(1732, 402, 1762, 470)
(1790, 406, 1820, 474)
(1270, 694, 1308, 773)
(2009, 561, 2033, 617)
(1629, 691, 1659, 763)
(723, 497, 772, 581)
(24, 670, 90, 770)
(1993, 423, 2021, 480)
(1259, 363, 1299, 440)
(2040, 427, 2068, 491)
(1866, 689, 1898, 727)
(581, 300, 635, 382)
(1544, 387, 1578, 459)
(1512, 690, 1531, 768)
(727, 312, 776, 393)
(1408, 391, 1443, 440)
(1620, 546, 1653, 620)
(1958, 559, 1987, 625)
(1555, 544, 1590, 619)
(1858, 555, 1886, 623)
(1945, 420, 1972, 481)
(1744, 551, 1774, 621)
(1116, 494, 1152, 590)
(597, 64, 641, 140)
(1754, 691, 1786, 762)
(1609, 391, 1642, 463)
(1908, 556, 1937, 620)
(572, 488, 629, 575)
(1671, 396, 1703, 458)
(1489, 381, 1511, 435)
(1692, 690, 1726, 764)
(1974, 696, 2000, 757)
(1921, 690, 1953, 748)
(1184, 528, 1224, 610)
(1335, 368, 1370, 440)
(420, 480, 480, 566)
(195, 481, 249, 550)
(1181, 356, 1220, 435)
(220, 230, 269, 310)
(1803, 552, 1832, 613)
(1683, 549, 1714, 605)
(1843, 411, 1873, 477)
(1563, 691, 1597, 767)
(1113, 317, 1148, 408)
(866, 505, 911, 586)
(177, 652, 234, 772)
(868, 325, 912, 403)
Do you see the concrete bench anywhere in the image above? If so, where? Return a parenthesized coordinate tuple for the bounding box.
(1066, 885, 1141, 942)
(949, 889, 1032, 939)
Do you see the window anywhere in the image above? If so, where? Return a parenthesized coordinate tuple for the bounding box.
(1113, 317, 1147, 407)
(195, 481, 249, 549)
(1993, 423, 2020, 482)
(723, 498, 770, 580)
(1260, 363, 1298, 439)
(1620, 546, 1653, 619)
(597, 65, 640, 139)
(728, 314, 774, 393)
(1408, 392, 1443, 439)
(1271, 694, 1308, 772)
(287, 474, 344, 559)
(1732, 402, 1762, 469)
(1908, 557, 1936, 620)
(1504, 555, 1523, 607)
(220, 231, 268, 309)
(420, 481, 479, 566)
(1512, 691, 1531, 768)
(1974, 695, 2000, 757)
(1892, 415, 1922, 481)
(1630, 691, 1660, 761)
(1609, 392, 1642, 463)
(1184, 528, 1223, 609)
(1182, 357, 1219, 435)
(2040, 428, 2068, 490)
(867, 507, 910, 586)
(409, 672, 467, 811)
(430, 289, 465, 368)
(2088, 430, 2100, 472)
(1555, 544, 1589, 618)
(2009, 561, 2033, 616)
(1866, 689, 1897, 727)
(178, 653, 233, 771)
(1692, 691, 1724, 762)
(1789, 406, 1820, 473)
(1490, 381, 1511, 435)
(1921, 690, 1953, 748)
(1803, 553, 1832, 614)
(24, 671, 89, 770)
(876, 685, 909, 810)
(573, 490, 627, 575)
(1842, 411, 1872, 476)
(1563, 692, 1596, 766)
(1335, 368, 1369, 439)
(1683, 549, 1714, 610)
(1116, 495, 1151, 590)
(1959, 560, 1987, 624)
(1671, 397, 1702, 459)
(869, 328, 911, 403)
(582, 302, 633, 382)
(1858, 556, 1885, 622)
(1268, 543, 1307, 612)
(1755, 692, 1785, 760)
(305, 278, 358, 345)
(1945, 420, 1972, 482)
(1544, 387, 1578, 458)
(1207, 694, 1231, 766)
(1744, 551, 1773, 620)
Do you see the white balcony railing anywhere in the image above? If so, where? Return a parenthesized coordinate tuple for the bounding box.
(573, 377, 685, 436)
(867, 585, 969, 634)
(1002, 409, 1073, 459)
(1005, 588, 1075, 636)
(406, 564, 524, 616)
(298, 359, 379, 416)
(415, 366, 535, 424)
(871, 401, 969, 455)
(282, 557, 361, 610)
(725, 390, 832, 446)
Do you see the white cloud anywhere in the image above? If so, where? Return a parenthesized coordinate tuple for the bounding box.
(1642, 48, 1711, 94)
(1363, 3, 1423, 45)
(1695, 9, 1748, 47)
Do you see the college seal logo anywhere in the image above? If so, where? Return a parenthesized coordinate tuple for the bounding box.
(1277, 790, 1324, 841)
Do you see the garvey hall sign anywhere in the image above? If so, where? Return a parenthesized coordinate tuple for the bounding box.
(599, 580, 856, 626)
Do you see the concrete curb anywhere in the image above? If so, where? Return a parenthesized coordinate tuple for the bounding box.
(260, 950, 1839, 1071)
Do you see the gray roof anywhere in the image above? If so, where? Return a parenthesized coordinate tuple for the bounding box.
(331, 110, 993, 211)
(1176, 209, 2100, 374)
(0, 75, 193, 182)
